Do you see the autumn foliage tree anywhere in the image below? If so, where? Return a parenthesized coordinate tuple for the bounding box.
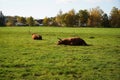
(66, 9, 76, 27)
(1, 6, 120, 27)
(87, 7, 104, 27)
(56, 10, 63, 26)
(110, 7, 120, 28)
(43, 17, 49, 26)
(5, 16, 16, 26)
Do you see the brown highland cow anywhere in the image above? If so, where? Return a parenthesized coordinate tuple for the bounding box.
(57, 37, 88, 46)
(32, 33, 42, 40)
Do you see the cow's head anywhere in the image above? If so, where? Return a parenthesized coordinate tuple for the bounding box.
(57, 38, 64, 45)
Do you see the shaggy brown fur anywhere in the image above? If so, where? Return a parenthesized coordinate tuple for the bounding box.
(57, 37, 88, 46)
(32, 33, 42, 40)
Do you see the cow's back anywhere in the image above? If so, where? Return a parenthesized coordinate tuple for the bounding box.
(70, 37, 87, 46)
(32, 34, 42, 40)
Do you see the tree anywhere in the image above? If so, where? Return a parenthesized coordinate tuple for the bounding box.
(43, 17, 49, 26)
(64, 13, 72, 26)
(0, 11, 5, 26)
(49, 17, 58, 26)
(26, 16, 34, 26)
(78, 10, 89, 26)
(110, 7, 120, 27)
(101, 13, 110, 27)
(17, 16, 26, 24)
(64, 9, 76, 27)
(88, 7, 104, 27)
(5, 16, 16, 26)
(55, 10, 63, 26)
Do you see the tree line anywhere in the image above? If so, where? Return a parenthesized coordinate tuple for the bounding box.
(0, 7, 120, 27)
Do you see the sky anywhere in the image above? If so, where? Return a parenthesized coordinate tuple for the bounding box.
(0, 0, 120, 19)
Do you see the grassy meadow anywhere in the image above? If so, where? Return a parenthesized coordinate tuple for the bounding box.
(0, 27, 120, 80)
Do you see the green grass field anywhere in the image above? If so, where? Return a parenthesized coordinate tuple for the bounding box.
(0, 27, 120, 80)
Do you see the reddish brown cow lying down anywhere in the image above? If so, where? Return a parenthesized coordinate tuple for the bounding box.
(32, 33, 42, 40)
(57, 37, 88, 46)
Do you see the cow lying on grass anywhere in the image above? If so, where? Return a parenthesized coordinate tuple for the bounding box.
(57, 37, 88, 46)
(32, 33, 42, 40)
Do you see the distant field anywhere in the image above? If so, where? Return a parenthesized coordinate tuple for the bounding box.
(0, 27, 120, 80)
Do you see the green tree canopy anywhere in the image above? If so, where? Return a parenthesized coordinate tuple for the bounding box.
(78, 9, 89, 26)
(17, 17, 26, 24)
(43, 17, 49, 26)
(26, 16, 34, 26)
(0, 11, 5, 26)
(101, 13, 110, 27)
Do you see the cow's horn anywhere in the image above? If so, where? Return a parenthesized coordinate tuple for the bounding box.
(57, 38, 62, 41)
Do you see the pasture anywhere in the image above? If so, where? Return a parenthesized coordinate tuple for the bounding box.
(0, 27, 120, 80)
